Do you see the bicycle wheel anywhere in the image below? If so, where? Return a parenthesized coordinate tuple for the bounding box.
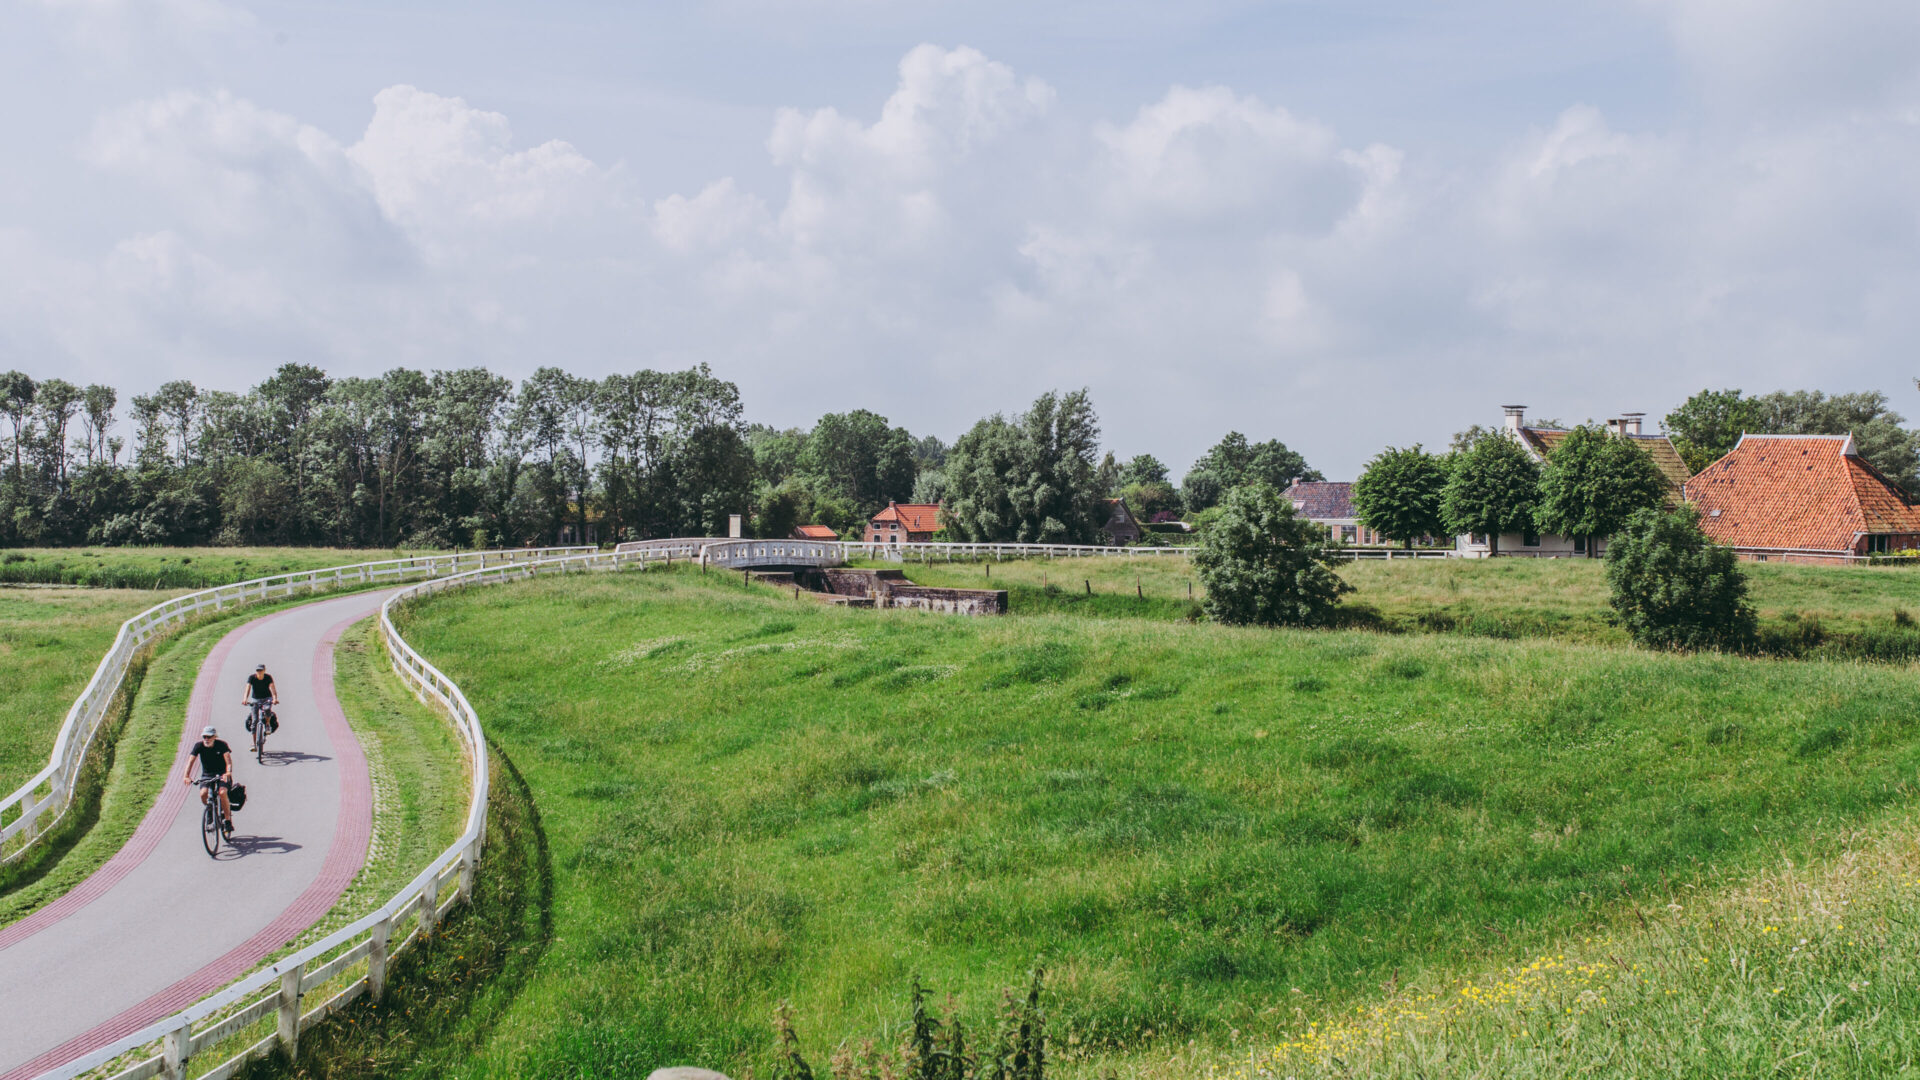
(202, 796, 221, 857)
(254, 713, 267, 763)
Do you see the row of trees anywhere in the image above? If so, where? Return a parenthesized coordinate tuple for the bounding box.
(3, 364, 1316, 549)
(1661, 388, 1920, 486)
(1350, 426, 1670, 555)
(0, 364, 761, 549)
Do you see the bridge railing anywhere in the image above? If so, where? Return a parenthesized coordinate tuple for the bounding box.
(617, 538, 1201, 566)
(0, 547, 590, 866)
(55, 546, 692, 1080)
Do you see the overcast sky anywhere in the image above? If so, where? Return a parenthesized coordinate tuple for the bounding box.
(4, 0, 1918, 477)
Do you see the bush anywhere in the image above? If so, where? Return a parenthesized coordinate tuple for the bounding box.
(771, 969, 1049, 1080)
(1192, 483, 1352, 627)
(1605, 506, 1757, 651)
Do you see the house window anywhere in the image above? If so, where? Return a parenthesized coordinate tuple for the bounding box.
(1869, 534, 1891, 554)
(1470, 533, 1487, 546)
(1340, 525, 1357, 543)
(1523, 532, 1540, 547)
(1573, 536, 1587, 554)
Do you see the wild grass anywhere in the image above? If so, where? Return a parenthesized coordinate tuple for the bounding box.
(382, 564, 1920, 1078)
(0, 546, 431, 591)
(1207, 813, 1920, 1079)
(0, 588, 169, 794)
(892, 553, 1920, 660)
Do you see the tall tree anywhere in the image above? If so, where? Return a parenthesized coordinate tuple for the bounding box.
(798, 410, 917, 517)
(1181, 433, 1322, 513)
(33, 378, 81, 482)
(1118, 453, 1170, 488)
(1535, 425, 1668, 556)
(1662, 388, 1761, 472)
(943, 389, 1103, 543)
(78, 384, 118, 466)
(1441, 433, 1540, 556)
(1352, 445, 1448, 548)
(0, 371, 35, 476)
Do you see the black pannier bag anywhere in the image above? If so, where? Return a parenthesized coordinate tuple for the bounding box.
(266, 708, 279, 734)
(228, 783, 248, 811)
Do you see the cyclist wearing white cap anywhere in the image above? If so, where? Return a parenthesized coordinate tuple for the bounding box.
(184, 726, 234, 836)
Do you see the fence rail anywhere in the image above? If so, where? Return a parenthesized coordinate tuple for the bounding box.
(0, 548, 590, 868)
(615, 538, 1200, 566)
(53, 546, 702, 1080)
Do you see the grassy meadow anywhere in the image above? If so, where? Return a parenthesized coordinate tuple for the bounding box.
(0, 588, 167, 794)
(886, 552, 1920, 658)
(384, 565, 1920, 1078)
(0, 546, 431, 590)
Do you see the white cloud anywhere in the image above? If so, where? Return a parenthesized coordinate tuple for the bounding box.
(6, 27, 1920, 475)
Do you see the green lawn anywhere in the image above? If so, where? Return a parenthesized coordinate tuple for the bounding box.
(0, 546, 432, 590)
(0, 588, 168, 795)
(384, 565, 1920, 1078)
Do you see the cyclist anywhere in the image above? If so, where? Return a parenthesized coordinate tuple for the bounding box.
(243, 663, 279, 734)
(183, 725, 235, 837)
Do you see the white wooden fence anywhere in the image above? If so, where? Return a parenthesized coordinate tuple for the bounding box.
(0, 548, 590, 867)
(49, 546, 694, 1080)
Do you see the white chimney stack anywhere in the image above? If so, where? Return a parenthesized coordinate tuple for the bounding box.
(1502, 405, 1526, 435)
(1622, 412, 1644, 436)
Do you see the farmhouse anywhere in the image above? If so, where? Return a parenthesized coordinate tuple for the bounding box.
(1455, 406, 1691, 558)
(864, 502, 942, 546)
(1101, 498, 1143, 544)
(1283, 481, 1409, 546)
(1685, 434, 1920, 564)
(792, 524, 839, 540)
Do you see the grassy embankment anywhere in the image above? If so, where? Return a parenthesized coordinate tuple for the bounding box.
(887, 554, 1920, 658)
(0, 546, 431, 590)
(373, 565, 1920, 1078)
(0, 589, 168, 796)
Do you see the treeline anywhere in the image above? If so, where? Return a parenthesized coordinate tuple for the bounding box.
(0, 366, 1325, 549)
(0, 364, 756, 548)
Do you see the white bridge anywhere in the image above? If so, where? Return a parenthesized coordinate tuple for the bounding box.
(614, 537, 1198, 569)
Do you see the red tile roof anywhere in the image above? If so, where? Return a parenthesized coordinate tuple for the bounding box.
(1685, 435, 1920, 552)
(1283, 481, 1355, 520)
(793, 524, 838, 539)
(870, 503, 942, 532)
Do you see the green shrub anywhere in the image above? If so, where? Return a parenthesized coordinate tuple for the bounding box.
(1605, 506, 1756, 650)
(771, 970, 1050, 1080)
(1192, 484, 1352, 627)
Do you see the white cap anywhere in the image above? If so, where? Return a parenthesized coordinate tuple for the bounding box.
(201, 726, 217, 737)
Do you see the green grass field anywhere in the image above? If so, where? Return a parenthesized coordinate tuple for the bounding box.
(0, 588, 168, 795)
(0, 546, 431, 590)
(383, 565, 1920, 1078)
(887, 553, 1920, 658)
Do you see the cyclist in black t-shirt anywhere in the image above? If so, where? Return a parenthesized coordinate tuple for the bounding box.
(184, 725, 235, 835)
(243, 663, 279, 733)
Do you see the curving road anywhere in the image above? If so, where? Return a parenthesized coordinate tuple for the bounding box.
(0, 589, 390, 1078)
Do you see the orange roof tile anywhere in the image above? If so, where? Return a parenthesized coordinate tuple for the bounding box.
(794, 524, 838, 539)
(1685, 435, 1920, 552)
(870, 503, 942, 532)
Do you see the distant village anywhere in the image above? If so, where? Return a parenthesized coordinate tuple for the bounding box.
(784, 405, 1917, 567)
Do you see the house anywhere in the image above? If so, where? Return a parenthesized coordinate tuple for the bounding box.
(864, 502, 942, 546)
(1685, 434, 1920, 563)
(792, 524, 839, 540)
(1101, 498, 1142, 544)
(1454, 406, 1692, 558)
(1282, 481, 1413, 546)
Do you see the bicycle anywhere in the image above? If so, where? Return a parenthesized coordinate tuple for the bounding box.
(246, 699, 273, 763)
(196, 776, 230, 857)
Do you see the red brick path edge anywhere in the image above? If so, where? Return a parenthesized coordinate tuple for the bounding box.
(0, 602, 378, 1080)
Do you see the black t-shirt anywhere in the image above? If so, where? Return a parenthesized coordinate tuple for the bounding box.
(188, 739, 231, 778)
(247, 673, 274, 700)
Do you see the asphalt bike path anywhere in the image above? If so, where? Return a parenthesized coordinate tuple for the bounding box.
(0, 589, 393, 1078)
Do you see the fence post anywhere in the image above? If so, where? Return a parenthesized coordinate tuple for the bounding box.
(420, 879, 440, 935)
(458, 844, 478, 901)
(369, 917, 392, 1002)
(277, 964, 303, 1060)
(161, 1019, 192, 1080)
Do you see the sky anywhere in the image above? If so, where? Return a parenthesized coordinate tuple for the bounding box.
(3, 0, 1918, 478)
